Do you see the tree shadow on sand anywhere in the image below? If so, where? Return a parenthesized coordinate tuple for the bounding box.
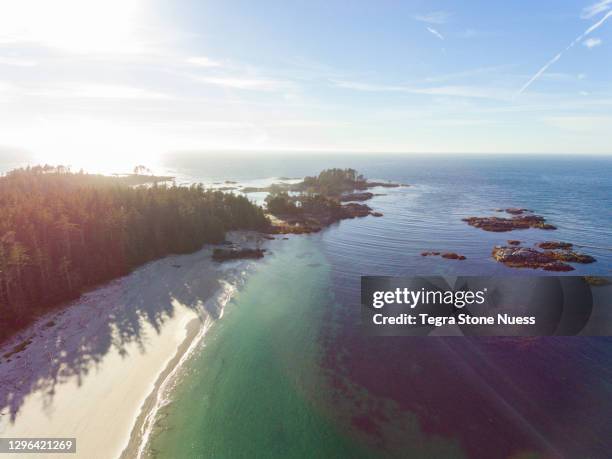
(0, 244, 249, 423)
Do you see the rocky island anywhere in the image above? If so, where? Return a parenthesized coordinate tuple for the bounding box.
(261, 168, 396, 234)
(242, 169, 403, 196)
(459, 207, 597, 270)
(492, 243, 596, 271)
(463, 214, 557, 232)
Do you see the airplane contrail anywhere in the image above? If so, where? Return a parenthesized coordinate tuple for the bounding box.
(516, 10, 612, 96)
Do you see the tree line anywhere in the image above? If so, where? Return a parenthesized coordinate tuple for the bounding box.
(0, 166, 268, 342)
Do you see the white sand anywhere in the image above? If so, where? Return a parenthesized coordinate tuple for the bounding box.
(0, 233, 265, 459)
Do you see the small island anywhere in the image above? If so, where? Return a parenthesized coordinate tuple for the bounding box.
(492, 243, 596, 271)
(243, 168, 403, 195)
(261, 168, 396, 234)
(463, 214, 557, 232)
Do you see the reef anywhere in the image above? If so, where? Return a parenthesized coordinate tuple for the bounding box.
(491, 245, 595, 271)
(337, 192, 375, 202)
(463, 214, 556, 232)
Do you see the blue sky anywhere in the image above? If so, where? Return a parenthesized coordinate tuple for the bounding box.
(1, 0, 611, 168)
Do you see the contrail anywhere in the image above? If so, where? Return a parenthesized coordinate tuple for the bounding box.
(516, 10, 612, 96)
(426, 26, 445, 41)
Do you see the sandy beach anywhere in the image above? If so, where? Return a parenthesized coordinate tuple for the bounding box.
(0, 233, 265, 459)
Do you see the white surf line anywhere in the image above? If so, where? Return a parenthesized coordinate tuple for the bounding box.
(134, 281, 237, 459)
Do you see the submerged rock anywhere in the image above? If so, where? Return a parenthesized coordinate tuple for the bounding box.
(584, 276, 612, 287)
(507, 240, 521, 246)
(420, 251, 465, 260)
(212, 248, 265, 261)
(441, 252, 467, 260)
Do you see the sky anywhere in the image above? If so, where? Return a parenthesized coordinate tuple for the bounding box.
(0, 0, 611, 169)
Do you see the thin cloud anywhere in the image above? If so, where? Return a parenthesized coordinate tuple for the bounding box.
(0, 56, 38, 67)
(581, 0, 612, 18)
(332, 80, 406, 92)
(196, 76, 291, 91)
(544, 115, 612, 132)
(426, 27, 445, 41)
(424, 65, 514, 83)
(332, 80, 512, 100)
(34, 84, 172, 100)
(516, 9, 612, 96)
(415, 11, 451, 24)
(583, 37, 602, 47)
(186, 56, 221, 67)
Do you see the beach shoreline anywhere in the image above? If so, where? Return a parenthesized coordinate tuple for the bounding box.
(0, 232, 267, 459)
(121, 281, 236, 459)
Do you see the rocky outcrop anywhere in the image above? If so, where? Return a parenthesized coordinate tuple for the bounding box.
(548, 250, 595, 264)
(337, 192, 374, 202)
(421, 251, 465, 260)
(340, 202, 373, 219)
(492, 245, 596, 271)
(441, 252, 467, 260)
(463, 214, 556, 232)
(584, 276, 611, 286)
(492, 246, 573, 271)
(266, 202, 382, 235)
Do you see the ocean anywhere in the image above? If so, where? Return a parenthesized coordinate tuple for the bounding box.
(143, 154, 612, 458)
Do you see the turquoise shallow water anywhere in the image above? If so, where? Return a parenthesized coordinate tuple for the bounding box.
(141, 154, 612, 458)
(147, 237, 382, 458)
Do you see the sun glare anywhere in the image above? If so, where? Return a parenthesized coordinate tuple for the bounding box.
(0, 0, 145, 54)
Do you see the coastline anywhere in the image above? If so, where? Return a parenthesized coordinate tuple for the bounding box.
(121, 282, 235, 459)
(0, 233, 265, 459)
